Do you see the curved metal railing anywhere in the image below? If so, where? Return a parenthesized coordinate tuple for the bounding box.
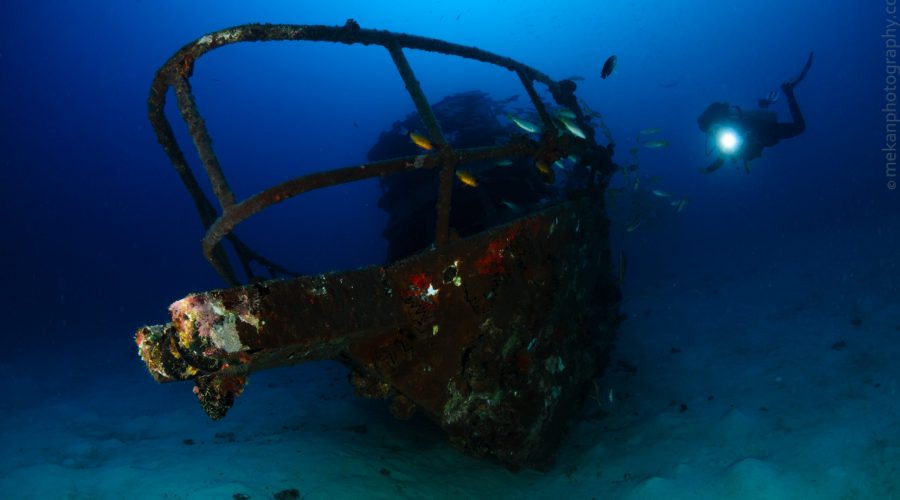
(148, 20, 612, 285)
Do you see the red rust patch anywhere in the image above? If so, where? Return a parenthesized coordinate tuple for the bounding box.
(401, 272, 438, 308)
(477, 239, 508, 275)
(408, 273, 430, 292)
(476, 222, 536, 275)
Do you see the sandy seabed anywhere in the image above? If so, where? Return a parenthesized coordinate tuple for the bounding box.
(1, 224, 897, 499)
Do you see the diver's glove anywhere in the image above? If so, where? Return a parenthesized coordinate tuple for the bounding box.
(758, 90, 779, 109)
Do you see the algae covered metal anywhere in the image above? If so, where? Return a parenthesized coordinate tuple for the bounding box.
(136, 20, 622, 468)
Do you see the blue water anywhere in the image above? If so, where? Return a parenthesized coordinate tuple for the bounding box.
(0, 2, 892, 498)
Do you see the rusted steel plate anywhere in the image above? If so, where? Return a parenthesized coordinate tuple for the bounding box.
(136, 197, 618, 466)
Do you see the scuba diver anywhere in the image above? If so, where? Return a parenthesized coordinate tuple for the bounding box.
(697, 52, 813, 174)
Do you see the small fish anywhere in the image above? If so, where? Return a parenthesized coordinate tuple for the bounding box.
(456, 170, 478, 187)
(617, 251, 627, 285)
(563, 75, 586, 82)
(608, 388, 615, 404)
(600, 55, 618, 79)
(494, 159, 513, 166)
(675, 199, 688, 212)
(625, 218, 642, 232)
(632, 176, 640, 191)
(553, 159, 566, 170)
(642, 140, 669, 148)
(536, 161, 555, 183)
(559, 117, 586, 139)
(699, 159, 724, 174)
(500, 200, 521, 211)
(652, 189, 671, 198)
(401, 128, 433, 150)
(640, 127, 661, 135)
(507, 113, 540, 134)
(556, 107, 577, 119)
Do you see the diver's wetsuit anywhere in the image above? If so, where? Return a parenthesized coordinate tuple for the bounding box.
(699, 52, 813, 173)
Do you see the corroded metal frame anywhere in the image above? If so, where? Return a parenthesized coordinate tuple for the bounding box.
(141, 22, 623, 467)
(148, 20, 609, 285)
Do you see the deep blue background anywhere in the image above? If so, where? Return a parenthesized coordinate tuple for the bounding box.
(0, 2, 884, 379)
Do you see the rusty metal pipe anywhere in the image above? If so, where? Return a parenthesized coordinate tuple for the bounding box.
(136, 265, 413, 384)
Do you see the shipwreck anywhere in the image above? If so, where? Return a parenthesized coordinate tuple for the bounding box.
(135, 20, 623, 469)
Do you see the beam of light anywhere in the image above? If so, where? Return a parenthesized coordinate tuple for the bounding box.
(715, 127, 742, 155)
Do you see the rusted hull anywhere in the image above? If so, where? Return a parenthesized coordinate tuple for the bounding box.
(136, 197, 618, 467)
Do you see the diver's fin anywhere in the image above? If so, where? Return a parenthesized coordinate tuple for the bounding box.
(784, 52, 814, 90)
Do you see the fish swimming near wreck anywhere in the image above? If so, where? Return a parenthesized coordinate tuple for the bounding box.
(401, 128, 433, 150)
(507, 113, 541, 134)
(455, 170, 478, 187)
(625, 217, 642, 232)
(642, 140, 669, 148)
(535, 160, 555, 183)
(535, 160, 552, 175)
(558, 116, 586, 139)
(555, 107, 577, 120)
(670, 198, 689, 212)
(601, 55, 617, 79)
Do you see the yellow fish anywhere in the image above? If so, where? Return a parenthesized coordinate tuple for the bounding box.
(408, 131, 433, 150)
(456, 170, 478, 187)
(536, 160, 552, 175)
